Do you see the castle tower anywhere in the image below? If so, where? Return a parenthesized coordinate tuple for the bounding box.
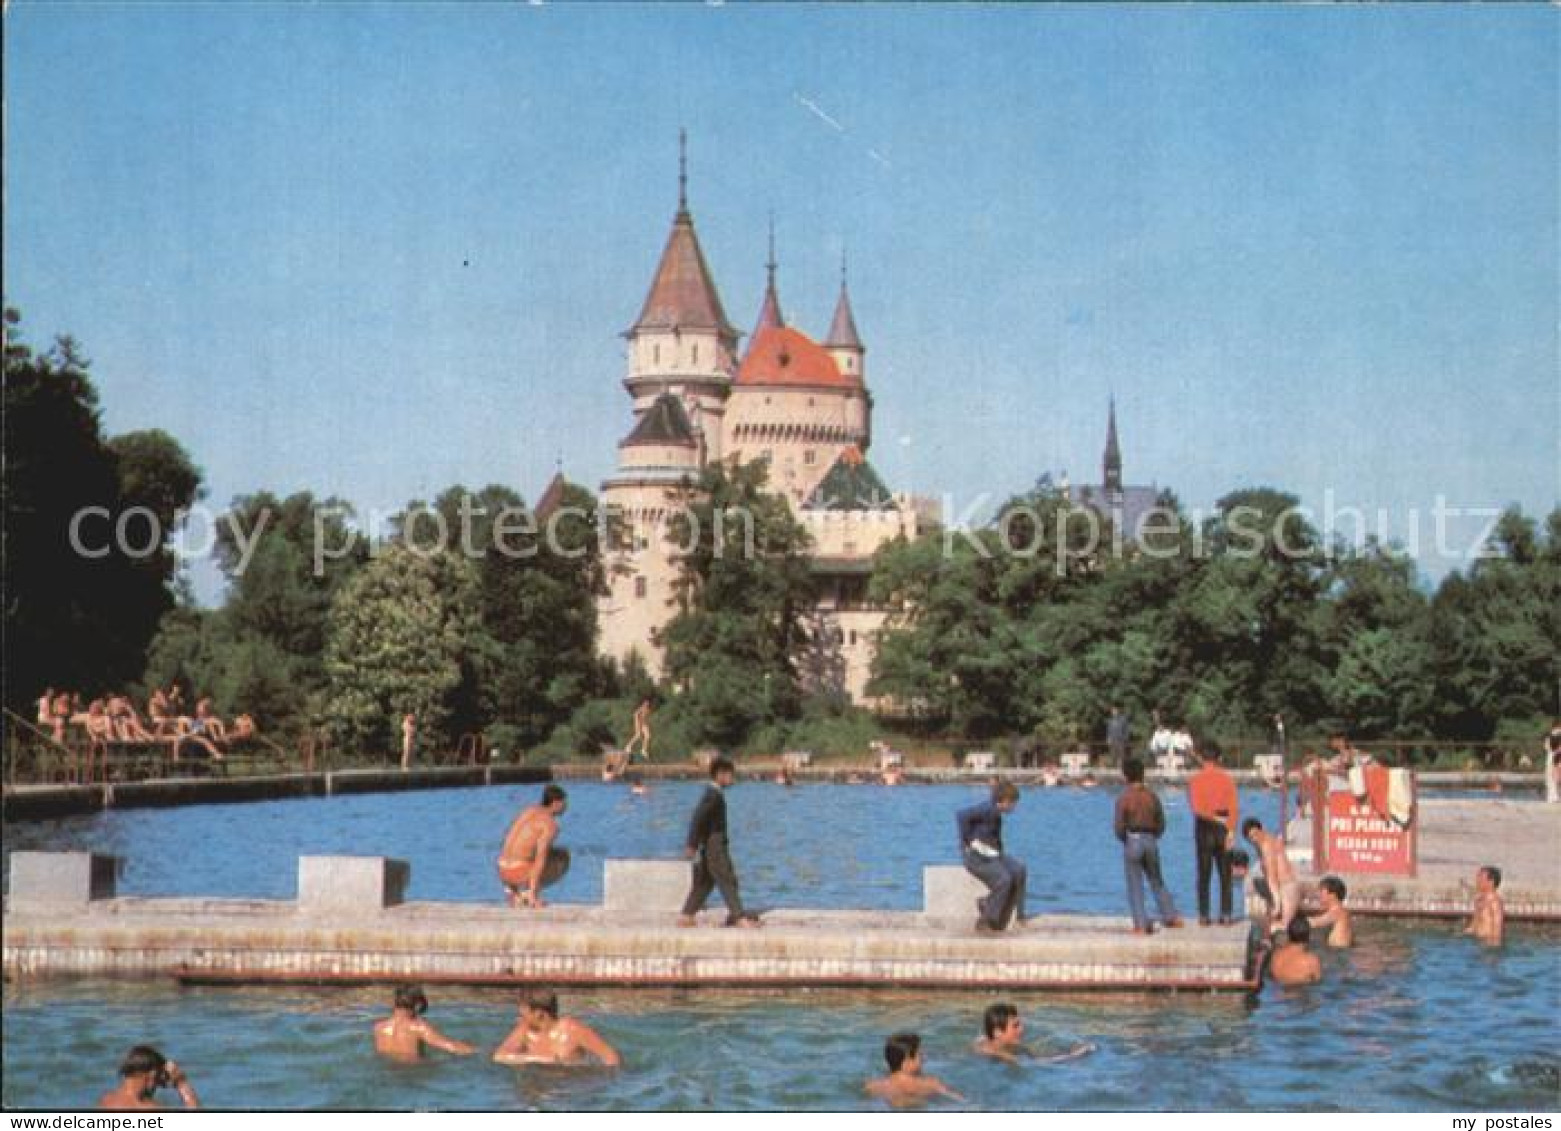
(621, 132, 739, 461)
(823, 255, 866, 388)
(598, 136, 737, 677)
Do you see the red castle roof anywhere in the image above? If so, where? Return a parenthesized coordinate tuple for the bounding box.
(736, 325, 859, 389)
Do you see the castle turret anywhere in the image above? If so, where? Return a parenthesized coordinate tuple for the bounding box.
(823, 256, 865, 384)
(621, 132, 738, 460)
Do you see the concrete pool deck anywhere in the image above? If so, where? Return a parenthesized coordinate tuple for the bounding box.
(3, 854, 1257, 992)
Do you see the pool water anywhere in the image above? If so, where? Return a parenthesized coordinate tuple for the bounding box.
(4, 782, 1559, 1111)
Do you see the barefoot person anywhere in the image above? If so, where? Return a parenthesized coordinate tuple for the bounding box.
(1115, 759, 1184, 934)
(624, 698, 653, 761)
(1465, 865, 1505, 946)
(400, 712, 416, 771)
(974, 1003, 1094, 1065)
(374, 985, 475, 1062)
(1243, 818, 1299, 934)
(497, 785, 571, 908)
(865, 1032, 964, 1107)
(957, 780, 1029, 933)
(1269, 916, 1323, 986)
(679, 756, 759, 928)
(492, 990, 620, 1067)
(98, 1046, 200, 1110)
(1308, 876, 1354, 948)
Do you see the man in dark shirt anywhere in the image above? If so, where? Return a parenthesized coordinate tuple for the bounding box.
(678, 756, 759, 928)
(956, 781, 1028, 932)
(1114, 758, 1183, 934)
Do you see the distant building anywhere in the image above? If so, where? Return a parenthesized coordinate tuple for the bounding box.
(1070, 398, 1164, 541)
(596, 146, 917, 701)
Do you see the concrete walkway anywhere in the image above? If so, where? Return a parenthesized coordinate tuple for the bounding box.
(3, 896, 1254, 992)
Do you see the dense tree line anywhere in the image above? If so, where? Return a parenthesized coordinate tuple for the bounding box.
(867, 479, 1560, 748)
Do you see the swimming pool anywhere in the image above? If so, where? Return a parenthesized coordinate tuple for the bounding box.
(4, 782, 1558, 1110)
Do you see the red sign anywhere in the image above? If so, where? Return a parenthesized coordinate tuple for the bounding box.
(1323, 792, 1414, 875)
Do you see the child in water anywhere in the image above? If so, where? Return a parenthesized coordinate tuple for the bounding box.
(373, 985, 475, 1062)
(865, 1033, 964, 1107)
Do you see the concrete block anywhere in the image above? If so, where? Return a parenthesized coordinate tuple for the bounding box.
(965, 751, 996, 772)
(1061, 752, 1090, 776)
(296, 856, 409, 914)
(604, 859, 690, 913)
(923, 865, 988, 919)
(8, 852, 119, 910)
(782, 750, 814, 769)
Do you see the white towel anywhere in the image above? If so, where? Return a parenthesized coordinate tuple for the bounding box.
(1388, 767, 1414, 826)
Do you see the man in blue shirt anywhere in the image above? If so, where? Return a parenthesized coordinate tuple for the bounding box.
(956, 780, 1028, 933)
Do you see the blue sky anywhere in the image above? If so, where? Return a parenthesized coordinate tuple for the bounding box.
(6, 4, 1556, 599)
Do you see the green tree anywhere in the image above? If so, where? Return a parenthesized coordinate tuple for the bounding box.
(4, 311, 202, 707)
(322, 544, 486, 755)
(659, 462, 814, 748)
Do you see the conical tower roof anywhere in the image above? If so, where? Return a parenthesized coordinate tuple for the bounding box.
(749, 221, 785, 344)
(628, 137, 737, 339)
(824, 278, 863, 350)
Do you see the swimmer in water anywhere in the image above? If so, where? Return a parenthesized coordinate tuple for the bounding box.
(374, 985, 475, 1062)
(1308, 876, 1353, 948)
(98, 1046, 200, 1110)
(973, 1003, 1094, 1064)
(864, 1032, 964, 1107)
(497, 785, 571, 908)
(492, 990, 620, 1068)
(1465, 865, 1505, 946)
(1268, 916, 1322, 986)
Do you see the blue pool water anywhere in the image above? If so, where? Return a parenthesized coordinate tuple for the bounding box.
(4, 782, 1558, 1111)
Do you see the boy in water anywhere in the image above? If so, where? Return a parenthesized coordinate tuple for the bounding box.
(497, 785, 572, 908)
(973, 1003, 1094, 1064)
(1308, 876, 1353, 948)
(373, 985, 475, 1062)
(98, 1046, 200, 1110)
(1268, 916, 1322, 986)
(864, 1033, 964, 1106)
(492, 989, 620, 1067)
(1465, 865, 1505, 946)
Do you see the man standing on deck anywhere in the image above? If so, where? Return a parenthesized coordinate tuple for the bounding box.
(1114, 759, 1184, 934)
(1188, 739, 1239, 925)
(957, 780, 1029, 932)
(678, 756, 760, 927)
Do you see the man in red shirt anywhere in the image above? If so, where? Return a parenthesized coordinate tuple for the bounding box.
(1187, 739, 1239, 925)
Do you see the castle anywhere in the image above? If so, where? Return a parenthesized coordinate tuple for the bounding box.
(593, 148, 1157, 704)
(595, 151, 918, 702)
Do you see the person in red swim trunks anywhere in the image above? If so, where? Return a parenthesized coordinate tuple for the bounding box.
(496, 785, 571, 908)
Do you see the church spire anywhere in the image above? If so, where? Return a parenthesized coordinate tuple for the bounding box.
(750, 215, 784, 342)
(1103, 397, 1123, 494)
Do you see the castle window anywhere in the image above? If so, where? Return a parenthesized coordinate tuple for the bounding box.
(692, 343, 699, 365)
(804, 450, 816, 466)
(653, 343, 661, 365)
(843, 541, 857, 555)
(849, 630, 858, 646)
(634, 576, 647, 599)
(847, 357, 855, 371)
(807, 397, 815, 407)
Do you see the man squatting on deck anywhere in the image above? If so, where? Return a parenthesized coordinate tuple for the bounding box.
(497, 784, 572, 909)
(679, 756, 760, 927)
